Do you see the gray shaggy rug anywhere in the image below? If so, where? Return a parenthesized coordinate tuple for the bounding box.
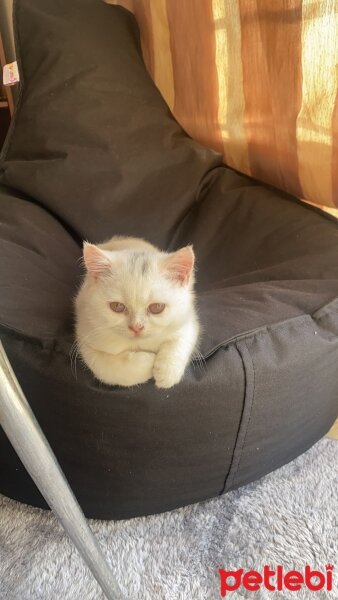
(0, 438, 337, 600)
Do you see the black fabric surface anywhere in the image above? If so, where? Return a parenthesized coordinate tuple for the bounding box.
(0, 0, 337, 519)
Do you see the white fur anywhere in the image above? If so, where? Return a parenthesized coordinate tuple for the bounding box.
(75, 236, 199, 388)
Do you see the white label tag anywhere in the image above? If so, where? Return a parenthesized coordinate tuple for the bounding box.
(3, 61, 19, 86)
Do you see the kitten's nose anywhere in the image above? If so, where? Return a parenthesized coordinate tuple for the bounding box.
(128, 323, 144, 335)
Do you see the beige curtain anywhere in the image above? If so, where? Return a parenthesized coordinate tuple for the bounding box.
(107, 0, 338, 214)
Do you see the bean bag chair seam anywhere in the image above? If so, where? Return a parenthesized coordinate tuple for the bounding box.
(1, 296, 338, 355)
(202, 295, 338, 360)
(312, 296, 338, 320)
(1, 295, 337, 388)
(222, 341, 255, 493)
(222, 308, 338, 493)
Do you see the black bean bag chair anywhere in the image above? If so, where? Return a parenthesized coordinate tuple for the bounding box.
(0, 0, 337, 520)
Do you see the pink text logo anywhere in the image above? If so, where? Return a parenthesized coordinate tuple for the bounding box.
(219, 565, 334, 596)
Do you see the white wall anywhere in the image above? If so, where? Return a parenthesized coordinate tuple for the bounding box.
(0, 0, 15, 62)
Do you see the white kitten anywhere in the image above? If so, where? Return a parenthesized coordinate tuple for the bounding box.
(74, 236, 199, 388)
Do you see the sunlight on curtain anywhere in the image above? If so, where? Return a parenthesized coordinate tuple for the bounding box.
(106, 0, 338, 210)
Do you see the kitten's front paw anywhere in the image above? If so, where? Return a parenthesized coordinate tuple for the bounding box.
(153, 361, 185, 389)
(130, 351, 155, 385)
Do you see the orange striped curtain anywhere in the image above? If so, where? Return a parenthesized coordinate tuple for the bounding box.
(107, 0, 338, 212)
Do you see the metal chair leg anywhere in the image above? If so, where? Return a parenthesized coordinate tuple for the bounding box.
(0, 341, 124, 600)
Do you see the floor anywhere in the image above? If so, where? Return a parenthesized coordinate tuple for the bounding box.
(327, 418, 338, 440)
(1, 437, 337, 599)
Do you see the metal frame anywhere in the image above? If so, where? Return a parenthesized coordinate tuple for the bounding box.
(0, 341, 123, 600)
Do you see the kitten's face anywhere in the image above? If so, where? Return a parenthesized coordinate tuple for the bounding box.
(81, 243, 195, 340)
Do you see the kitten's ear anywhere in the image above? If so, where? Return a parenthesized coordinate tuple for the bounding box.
(83, 242, 111, 279)
(162, 245, 195, 286)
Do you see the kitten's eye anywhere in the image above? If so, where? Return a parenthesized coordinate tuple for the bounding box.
(148, 303, 165, 314)
(109, 302, 127, 313)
